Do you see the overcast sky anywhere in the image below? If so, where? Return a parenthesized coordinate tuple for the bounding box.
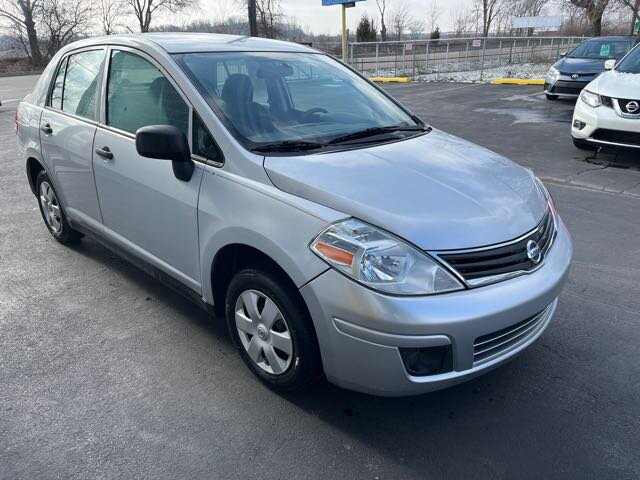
(191, 0, 478, 36)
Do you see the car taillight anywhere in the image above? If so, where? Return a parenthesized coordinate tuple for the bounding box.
(14, 108, 18, 134)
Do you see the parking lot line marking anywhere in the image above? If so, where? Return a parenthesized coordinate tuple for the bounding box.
(2, 98, 22, 103)
(412, 83, 484, 97)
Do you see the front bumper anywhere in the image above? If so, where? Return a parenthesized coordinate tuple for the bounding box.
(544, 75, 595, 98)
(300, 217, 573, 396)
(572, 97, 640, 149)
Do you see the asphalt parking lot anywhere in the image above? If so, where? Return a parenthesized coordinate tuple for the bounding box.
(1, 76, 639, 479)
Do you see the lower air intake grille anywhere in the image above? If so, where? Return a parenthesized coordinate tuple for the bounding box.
(592, 129, 640, 147)
(473, 307, 549, 364)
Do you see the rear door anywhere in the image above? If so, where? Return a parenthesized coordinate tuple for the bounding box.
(92, 48, 205, 292)
(40, 48, 106, 226)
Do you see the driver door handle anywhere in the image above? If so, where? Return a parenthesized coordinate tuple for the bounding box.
(40, 123, 52, 134)
(95, 146, 113, 160)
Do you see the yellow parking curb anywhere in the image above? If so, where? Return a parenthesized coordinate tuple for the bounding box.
(369, 77, 412, 83)
(492, 78, 545, 85)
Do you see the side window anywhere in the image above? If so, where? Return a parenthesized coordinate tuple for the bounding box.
(107, 50, 189, 137)
(193, 113, 223, 164)
(61, 50, 104, 120)
(50, 58, 67, 110)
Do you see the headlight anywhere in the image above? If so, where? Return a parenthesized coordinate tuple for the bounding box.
(546, 66, 560, 83)
(310, 218, 464, 295)
(533, 176, 557, 215)
(580, 90, 602, 108)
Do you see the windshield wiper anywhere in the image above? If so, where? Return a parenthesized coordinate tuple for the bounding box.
(251, 140, 326, 153)
(327, 124, 430, 145)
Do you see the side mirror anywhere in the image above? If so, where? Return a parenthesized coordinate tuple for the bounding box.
(604, 59, 616, 70)
(136, 125, 194, 182)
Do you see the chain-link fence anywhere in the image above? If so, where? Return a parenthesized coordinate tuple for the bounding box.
(340, 36, 586, 82)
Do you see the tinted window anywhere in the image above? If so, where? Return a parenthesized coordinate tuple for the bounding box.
(50, 58, 67, 110)
(175, 52, 417, 146)
(107, 50, 189, 136)
(60, 50, 104, 120)
(569, 39, 633, 59)
(616, 44, 640, 73)
(193, 113, 222, 163)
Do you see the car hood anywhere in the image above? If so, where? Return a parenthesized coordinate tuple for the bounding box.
(587, 70, 640, 98)
(555, 57, 607, 75)
(264, 130, 547, 250)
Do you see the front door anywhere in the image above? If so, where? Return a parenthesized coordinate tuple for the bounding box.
(92, 49, 203, 292)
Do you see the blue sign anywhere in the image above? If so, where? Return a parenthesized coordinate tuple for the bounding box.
(322, 0, 364, 5)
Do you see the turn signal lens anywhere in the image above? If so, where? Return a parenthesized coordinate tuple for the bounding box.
(313, 242, 354, 266)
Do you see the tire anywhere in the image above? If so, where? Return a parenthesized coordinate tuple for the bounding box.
(546, 94, 559, 101)
(572, 137, 598, 151)
(225, 267, 322, 392)
(35, 170, 82, 244)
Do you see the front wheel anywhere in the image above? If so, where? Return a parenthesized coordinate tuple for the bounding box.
(225, 268, 322, 391)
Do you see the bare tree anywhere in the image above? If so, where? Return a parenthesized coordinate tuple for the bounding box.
(449, 5, 473, 35)
(237, 0, 282, 38)
(569, 0, 611, 35)
(0, 0, 43, 65)
(375, 0, 388, 42)
(474, 0, 505, 36)
(125, 0, 195, 33)
(426, 0, 441, 34)
(39, 0, 94, 57)
(616, 0, 640, 33)
(389, 3, 409, 40)
(99, 0, 125, 35)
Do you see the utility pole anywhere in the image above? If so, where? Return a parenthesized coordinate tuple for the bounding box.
(248, 0, 258, 37)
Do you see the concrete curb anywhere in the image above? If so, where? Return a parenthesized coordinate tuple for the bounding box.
(369, 77, 411, 83)
(492, 78, 545, 85)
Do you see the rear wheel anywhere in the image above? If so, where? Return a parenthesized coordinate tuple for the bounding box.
(35, 171, 82, 244)
(572, 137, 598, 151)
(546, 94, 559, 101)
(225, 267, 322, 391)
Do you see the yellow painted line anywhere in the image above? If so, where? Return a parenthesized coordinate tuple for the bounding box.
(492, 78, 545, 85)
(369, 77, 412, 83)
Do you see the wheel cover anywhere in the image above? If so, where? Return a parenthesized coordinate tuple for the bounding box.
(235, 289, 293, 375)
(39, 181, 62, 233)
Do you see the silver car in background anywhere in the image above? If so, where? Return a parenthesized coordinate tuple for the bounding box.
(16, 34, 572, 396)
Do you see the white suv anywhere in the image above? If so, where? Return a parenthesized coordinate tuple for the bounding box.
(572, 43, 640, 151)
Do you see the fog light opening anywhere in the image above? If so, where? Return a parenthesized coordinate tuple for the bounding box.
(399, 345, 453, 377)
(573, 120, 587, 130)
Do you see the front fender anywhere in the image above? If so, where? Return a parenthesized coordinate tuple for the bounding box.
(197, 169, 342, 305)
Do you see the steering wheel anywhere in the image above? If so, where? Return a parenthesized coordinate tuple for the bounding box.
(300, 107, 328, 122)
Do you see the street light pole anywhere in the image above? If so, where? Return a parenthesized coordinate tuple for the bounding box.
(248, 0, 258, 37)
(342, 4, 347, 62)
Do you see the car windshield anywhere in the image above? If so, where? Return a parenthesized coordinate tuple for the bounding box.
(568, 39, 633, 59)
(615, 45, 640, 73)
(174, 51, 422, 151)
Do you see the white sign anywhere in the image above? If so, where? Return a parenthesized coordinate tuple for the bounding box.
(512, 15, 562, 29)
(472, 39, 482, 47)
(405, 43, 413, 51)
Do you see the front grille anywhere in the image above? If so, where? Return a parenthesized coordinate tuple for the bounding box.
(592, 129, 640, 147)
(473, 307, 550, 364)
(551, 80, 589, 95)
(616, 98, 640, 115)
(437, 209, 555, 286)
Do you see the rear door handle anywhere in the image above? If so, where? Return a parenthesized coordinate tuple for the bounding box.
(95, 146, 113, 160)
(40, 123, 52, 134)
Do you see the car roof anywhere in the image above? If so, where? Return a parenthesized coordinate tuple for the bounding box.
(62, 33, 317, 54)
(583, 36, 638, 42)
